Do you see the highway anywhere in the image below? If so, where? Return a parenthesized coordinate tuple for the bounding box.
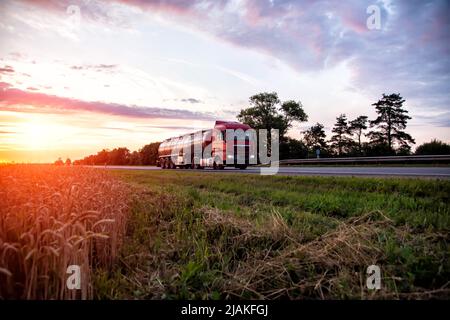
(95, 165, 450, 178)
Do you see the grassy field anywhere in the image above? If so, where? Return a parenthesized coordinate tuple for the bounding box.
(95, 170, 449, 299)
(1, 166, 449, 299)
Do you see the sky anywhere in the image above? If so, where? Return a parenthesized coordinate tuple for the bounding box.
(0, 0, 449, 163)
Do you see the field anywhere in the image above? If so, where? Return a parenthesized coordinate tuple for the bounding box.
(105, 170, 449, 299)
(0, 165, 129, 299)
(1, 165, 449, 299)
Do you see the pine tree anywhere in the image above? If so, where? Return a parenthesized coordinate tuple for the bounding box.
(302, 123, 328, 155)
(349, 115, 368, 154)
(329, 114, 352, 156)
(367, 93, 415, 153)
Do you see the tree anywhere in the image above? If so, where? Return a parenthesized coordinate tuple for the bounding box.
(302, 123, 328, 156)
(415, 139, 450, 155)
(95, 149, 109, 165)
(140, 142, 160, 165)
(362, 141, 391, 157)
(329, 114, 352, 156)
(367, 93, 415, 153)
(107, 147, 130, 165)
(65, 158, 72, 166)
(129, 151, 142, 165)
(280, 138, 308, 159)
(54, 157, 64, 166)
(396, 144, 412, 156)
(237, 92, 307, 142)
(349, 115, 368, 154)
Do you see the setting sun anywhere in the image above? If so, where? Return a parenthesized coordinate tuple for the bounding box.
(20, 121, 58, 150)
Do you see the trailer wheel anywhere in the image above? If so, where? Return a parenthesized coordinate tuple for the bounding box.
(213, 157, 224, 170)
(161, 159, 166, 169)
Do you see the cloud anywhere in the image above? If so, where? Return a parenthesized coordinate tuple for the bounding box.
(100, 127, 133, 132)
(0, 83, 215, 120)
(413, 112, 450, 128)
(9, 52, 23, 58)
(181, 98, 202, 104)
(71, 64, 118, 71)
(0, 65, 14, 74)
(136, 124, 203, 131)
(0, 82, 12, 89)
(12, 0, 140, 30)
(109, 0, 450, 113)
(10, 0, 450, 116)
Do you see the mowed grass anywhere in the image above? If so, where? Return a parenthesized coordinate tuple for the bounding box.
(97, 170, 449, 299)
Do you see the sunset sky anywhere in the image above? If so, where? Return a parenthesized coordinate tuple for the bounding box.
(0, 0, 449, 163)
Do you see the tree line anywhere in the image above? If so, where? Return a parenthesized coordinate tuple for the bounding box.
(72, 142, 160, 166)
(67, 91, 449, 165)
(237, 92, 444, 158)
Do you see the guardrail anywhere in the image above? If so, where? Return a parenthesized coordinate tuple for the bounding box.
(279, 155, 450, 165)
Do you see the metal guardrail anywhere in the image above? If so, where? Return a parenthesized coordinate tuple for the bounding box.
(280, 155, 450, 164)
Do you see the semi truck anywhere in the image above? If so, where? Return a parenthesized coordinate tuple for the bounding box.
(157, 121, 255, 170)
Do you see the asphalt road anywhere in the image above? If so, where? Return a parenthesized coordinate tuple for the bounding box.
(95, 165, 450, 178)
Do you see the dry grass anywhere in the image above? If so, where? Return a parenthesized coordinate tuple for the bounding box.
(115, 182, 448, 299)
(221, 211, 390, 299)
(0, 165, 130, 299)
(216, 211, 449, 299)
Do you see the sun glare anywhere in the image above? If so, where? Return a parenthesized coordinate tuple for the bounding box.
(16, 118, 74, 150)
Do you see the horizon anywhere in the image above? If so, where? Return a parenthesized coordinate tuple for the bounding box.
(1, 0, 449, 163)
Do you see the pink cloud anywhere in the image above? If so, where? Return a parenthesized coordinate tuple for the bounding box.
(0, 65, 15, 74)
(0, 83, 215, 120)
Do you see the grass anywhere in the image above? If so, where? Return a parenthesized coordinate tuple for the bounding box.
(0, 165, 130, 299)
(94, 170, 449, 299)
(1, 166, 449, 299)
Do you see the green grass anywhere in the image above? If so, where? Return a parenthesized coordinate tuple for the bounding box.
(93, 170, 450, 299)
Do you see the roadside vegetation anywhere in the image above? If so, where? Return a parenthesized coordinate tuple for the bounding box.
(95, 170, 449, 299)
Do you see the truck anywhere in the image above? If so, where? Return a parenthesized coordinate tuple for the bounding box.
(157, 120, 255, 170)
